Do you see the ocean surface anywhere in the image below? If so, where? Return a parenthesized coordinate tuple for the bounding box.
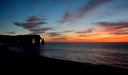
(40, 42, 128, 69)
(3, 42, 128, 69)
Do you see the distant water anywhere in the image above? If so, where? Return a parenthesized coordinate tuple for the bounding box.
(40, 42, 128, 69)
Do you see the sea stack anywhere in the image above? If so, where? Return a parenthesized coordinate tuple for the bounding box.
(41, 38, 45, 45)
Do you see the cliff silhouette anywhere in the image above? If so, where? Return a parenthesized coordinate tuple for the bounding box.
(0, 35, 44, 45)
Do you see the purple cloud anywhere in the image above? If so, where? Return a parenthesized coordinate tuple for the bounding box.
(76, 28, 95, 37)
(47, 30, 74, 37)
(76, 28, 95, 34)
(59, 11, 74, 23)
(30, 27, 54, 34)
(30, 28, 54, 32)
(112, 30, 128, 35)
(78, 0, 112, 17)
(52, 37, 67, 40)
(92, 22, 128, 30)
(59, 0, 113, 24)
(14, 15, 48, 34)
(50, 36, 68, 42)
(93, 21, 128, 35)
(60, 30, 74, 33)
(97, 12, 114, 18)
(26, 16, 47, 22)
(47, 32, 62, 37)
(14, 22, 47, 29)
(79, 35, 87, 37)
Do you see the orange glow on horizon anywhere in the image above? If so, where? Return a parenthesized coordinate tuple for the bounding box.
(42, 30, 128, 42)
(44, 35, 128, 42)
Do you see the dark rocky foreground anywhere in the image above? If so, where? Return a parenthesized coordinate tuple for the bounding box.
(0, 46, 128, 74)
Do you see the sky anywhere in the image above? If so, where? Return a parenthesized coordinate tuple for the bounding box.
(1, 0, 128, 42)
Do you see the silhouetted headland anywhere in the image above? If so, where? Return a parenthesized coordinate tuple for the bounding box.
(0, 35, 45, 46)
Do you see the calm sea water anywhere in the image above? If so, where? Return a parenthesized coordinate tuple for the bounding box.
(40, 42, 128, 69)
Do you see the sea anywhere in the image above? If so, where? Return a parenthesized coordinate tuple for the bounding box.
(4, 42, 128, 69)
(40, 42, 128, 69)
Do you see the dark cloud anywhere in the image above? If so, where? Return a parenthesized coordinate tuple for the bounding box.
(59, 0, 113, 24)
(47, 30, 74, 37)
(52, 37, 67, 40)
(6, 31, 16, 34)
(60, 30, 74, 33)
(50, 36, 68, 42)
(30, 27, 54, 34)
(79, 35, 87, 37)
(111, 29, 128, 35)
(30, 28, 54, 32)
(102, 12, 114, 16)
(28, 33, 37, 35)
(78, 0, 113, 17)
(14, 15, 48, 35)
(76, 28, 95, 34)
(14, 16, 47, 30)
(93, 22, 128, 30)
(47, 32, 62, 37)
(112, 31, 128, 35)
(97, 12, 114, 18)
(59, 11, 74, 23)
(93, 21, 128, 35)
(76, 28, 95, 37)
(26, 16, 47, 22)
(14, 22, 47, 29)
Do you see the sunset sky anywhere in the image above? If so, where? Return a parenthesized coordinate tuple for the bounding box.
(1, 0, 128, 42)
